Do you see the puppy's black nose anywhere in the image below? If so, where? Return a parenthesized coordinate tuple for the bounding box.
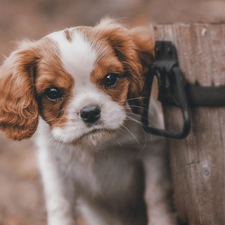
(80, 105, 101, 124)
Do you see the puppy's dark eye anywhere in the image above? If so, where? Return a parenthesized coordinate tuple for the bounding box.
(104, 74, 119, 88)
(45, 87, 62, 102)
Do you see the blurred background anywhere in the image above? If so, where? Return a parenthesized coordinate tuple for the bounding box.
(0, 0, 225, 225)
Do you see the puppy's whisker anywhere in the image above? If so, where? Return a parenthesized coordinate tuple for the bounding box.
(125, 115, 143, 127)
(125, 105, 149, 112)
(125, 115, 148, 151)
(121, 124, 140, 145)
(64, 154, 76, 178)
(139, 118, 165, 138)
(74, 145, 82, 159)
(110, 135, 122, 146)
(117, 127, 128, 138)
(141, 115, 162, 129)
(54, 139, 63, 156)
(127, 96, 146, 101)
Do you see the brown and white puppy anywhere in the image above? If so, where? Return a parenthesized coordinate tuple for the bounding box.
(0, 19, 177, 225)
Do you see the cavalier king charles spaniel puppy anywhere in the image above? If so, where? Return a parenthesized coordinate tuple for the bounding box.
(0, 19, 177, 225)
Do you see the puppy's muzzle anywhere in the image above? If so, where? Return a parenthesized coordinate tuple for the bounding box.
(80, 105, 101, 124)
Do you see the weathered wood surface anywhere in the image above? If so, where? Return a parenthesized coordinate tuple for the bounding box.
(152, 24, 225, 225)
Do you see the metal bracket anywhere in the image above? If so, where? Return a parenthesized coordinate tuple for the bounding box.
(141, 41, 191, 139)
(187, 85, 225, 106)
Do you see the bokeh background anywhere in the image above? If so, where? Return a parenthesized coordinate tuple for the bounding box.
(0, 1, 225, 225)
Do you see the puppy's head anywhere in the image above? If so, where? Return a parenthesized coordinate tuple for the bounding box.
(0, 19, 154, 145)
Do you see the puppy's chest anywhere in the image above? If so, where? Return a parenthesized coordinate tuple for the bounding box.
(60, 146, 145, 204)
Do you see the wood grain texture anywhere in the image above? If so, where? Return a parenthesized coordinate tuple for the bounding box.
(151, 24, 225, 225)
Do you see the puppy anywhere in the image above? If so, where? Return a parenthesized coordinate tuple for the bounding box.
(0, 19, 177, 225)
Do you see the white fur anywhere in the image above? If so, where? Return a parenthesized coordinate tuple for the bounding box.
(48, 29, 97, 80)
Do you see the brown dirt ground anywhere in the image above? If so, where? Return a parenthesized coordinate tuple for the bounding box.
(0, 1, 225, 225)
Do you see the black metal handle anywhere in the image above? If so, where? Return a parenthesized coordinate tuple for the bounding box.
(141, 41, 191, 139)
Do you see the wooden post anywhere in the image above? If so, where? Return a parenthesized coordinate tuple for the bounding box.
(152, 24, 225, 225)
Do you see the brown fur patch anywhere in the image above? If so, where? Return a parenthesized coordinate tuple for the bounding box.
(0, 41, 40, 140)
(35, 38, 74, 129)
(64, 28, 72, 42)
(0, 37, 74, 140)
(90, 45, 129, 106)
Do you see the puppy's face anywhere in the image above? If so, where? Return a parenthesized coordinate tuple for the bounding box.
(38, 29, 128, 145)
(0, 19, 154, 145)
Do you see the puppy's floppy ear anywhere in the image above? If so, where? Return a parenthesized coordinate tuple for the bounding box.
(0, 41, 40, 140)
(128, 27, 155, 114)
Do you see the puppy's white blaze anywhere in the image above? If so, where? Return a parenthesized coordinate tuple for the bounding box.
(47, 29, 97, 79)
